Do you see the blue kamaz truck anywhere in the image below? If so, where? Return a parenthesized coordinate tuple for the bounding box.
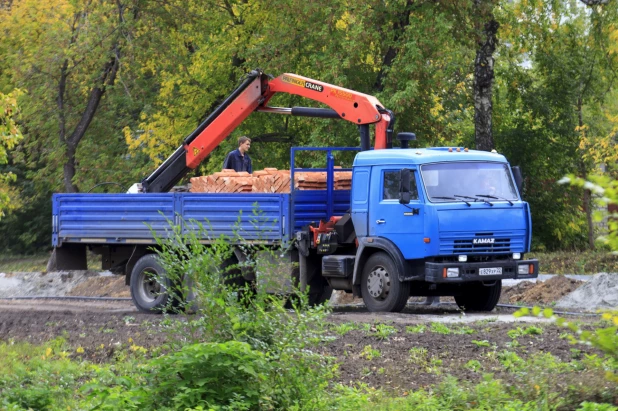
(50, 69, 538, 313)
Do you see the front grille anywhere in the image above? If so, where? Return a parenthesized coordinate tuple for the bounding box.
(453, 238, 511, 253)
(439, 231, 525, 254)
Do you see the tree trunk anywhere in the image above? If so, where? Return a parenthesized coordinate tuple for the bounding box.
(473, 17, 498, 151)
(373, 0, 413, 93)
(63, 144, 78, 193)
(577, 97, 595, 250)
(61, 50, 120, 193)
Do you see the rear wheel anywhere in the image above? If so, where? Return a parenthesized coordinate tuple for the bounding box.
(454, 280, 502, 312)
(361, 252, 410, 312)
(130, 254, 172, 313)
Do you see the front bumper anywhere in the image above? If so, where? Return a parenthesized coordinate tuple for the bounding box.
(425, 259, 539, 283)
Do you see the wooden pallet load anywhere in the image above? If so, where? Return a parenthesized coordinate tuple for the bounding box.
(189, 168, 353, 193)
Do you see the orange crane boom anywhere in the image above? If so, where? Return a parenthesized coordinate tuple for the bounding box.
(142, 69, 394, 193)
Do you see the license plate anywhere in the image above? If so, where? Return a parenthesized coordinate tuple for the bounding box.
(479, 267, 502, 276)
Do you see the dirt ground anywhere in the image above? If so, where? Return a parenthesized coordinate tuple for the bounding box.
(0, 273, 608, 393)
(500, 276, 584, 305)
(331, 275, 585, 307)
(67, 275, 130, 297)
(0, 299, 597, 391)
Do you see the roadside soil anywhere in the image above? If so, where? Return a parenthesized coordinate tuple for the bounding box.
(0, 272, 608, 394)
(500, 276, 584, 305)
(67, 275, 129, 297)
(0, 300, 599, 392)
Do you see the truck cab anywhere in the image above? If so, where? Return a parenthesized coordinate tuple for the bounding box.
(319, 147, 538, 312)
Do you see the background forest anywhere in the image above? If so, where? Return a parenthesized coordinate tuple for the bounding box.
(0, 0, 617, 254)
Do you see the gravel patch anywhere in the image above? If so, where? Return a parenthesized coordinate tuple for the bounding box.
(556, 272, 618, 311)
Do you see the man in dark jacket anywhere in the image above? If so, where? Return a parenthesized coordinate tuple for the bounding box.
(223, 136, 252, 173)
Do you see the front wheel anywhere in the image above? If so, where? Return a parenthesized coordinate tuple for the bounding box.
(454, 280, 502, 312)
(130, 254, 172, 313)
(361, 252, 410, 312)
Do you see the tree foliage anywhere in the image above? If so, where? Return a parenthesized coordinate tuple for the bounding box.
(0, 89, 23, 218)
(0, 0, 618, 252)
(495, 0, 618, 250)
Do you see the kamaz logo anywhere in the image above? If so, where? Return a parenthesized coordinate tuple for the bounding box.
(473, 238, 495, 244)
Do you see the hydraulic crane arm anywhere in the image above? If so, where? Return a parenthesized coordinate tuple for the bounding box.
(142, 69, 394, 193)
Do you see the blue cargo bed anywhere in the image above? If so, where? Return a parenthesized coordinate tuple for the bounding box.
(52, 190, 351, 247)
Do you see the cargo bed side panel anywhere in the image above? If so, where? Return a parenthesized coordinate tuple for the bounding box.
(181, 193, 287, 241)
(292, 190, 351, 232)
(54, 194, 176, 245)
(53, 193, 288, 246)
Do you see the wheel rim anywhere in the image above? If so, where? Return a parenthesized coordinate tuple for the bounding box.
(366, 266, 390, 300)
(137, 269, 161, 303)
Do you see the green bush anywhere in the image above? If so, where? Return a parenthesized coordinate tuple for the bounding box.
(89, 217, 335, 410)
(143, 341, 270, 410)
(515, 306, 618, 383)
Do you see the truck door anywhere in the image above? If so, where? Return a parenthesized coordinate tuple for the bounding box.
(368, 167, 425, 259)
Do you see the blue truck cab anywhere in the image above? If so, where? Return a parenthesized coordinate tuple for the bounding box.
(337, 147, 538, 312)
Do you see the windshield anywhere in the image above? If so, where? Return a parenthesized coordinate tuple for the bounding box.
(420, 162, 519, 203)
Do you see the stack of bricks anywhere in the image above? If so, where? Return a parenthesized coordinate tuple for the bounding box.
(334, 171, 352, 190)
(189, 168, 353, 193)
(190, 170, 254, 193)
(252, 168, 291, 193)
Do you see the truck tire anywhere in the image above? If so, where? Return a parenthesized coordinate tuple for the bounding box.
(454, 280, 502, 312)
(307, 276, 333, 306)
(130, 254, 172, 313)
(361, 252, 410, 312)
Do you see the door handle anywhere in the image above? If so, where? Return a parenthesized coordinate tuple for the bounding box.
(376, 219, 386, 224)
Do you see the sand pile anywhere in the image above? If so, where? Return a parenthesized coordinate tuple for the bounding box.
(556, 273, 618, 311)
(67, 275, 129, 298)
(502, 276, 584, 305)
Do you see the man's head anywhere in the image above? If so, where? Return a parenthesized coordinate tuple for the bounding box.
(238, 136, 251, 154)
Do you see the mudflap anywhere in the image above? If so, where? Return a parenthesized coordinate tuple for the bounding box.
(46, 245, 88, 271)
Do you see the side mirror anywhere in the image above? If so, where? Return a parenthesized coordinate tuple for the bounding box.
(511, 166, 523, 196)
(399, 168, 411, 204)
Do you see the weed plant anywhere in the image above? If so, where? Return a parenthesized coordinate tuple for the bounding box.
(86, 217, 337, 410)
(332, 322, 358, 335)
(368, 323, 398, 339)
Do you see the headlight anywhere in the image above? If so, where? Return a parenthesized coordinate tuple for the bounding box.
(512, 253, 521, 260)
(517, 265, 529, 275)
(447, 267, 459, 278)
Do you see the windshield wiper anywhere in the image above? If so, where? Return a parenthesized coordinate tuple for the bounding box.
(454, 195, 479, 202)
(475, 194, 514, 206)
(433, 196, 471, 206)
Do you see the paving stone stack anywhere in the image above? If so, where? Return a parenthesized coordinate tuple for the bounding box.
(190, 168, 352, 193)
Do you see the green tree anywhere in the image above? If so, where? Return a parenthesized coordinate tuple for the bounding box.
(0, 0, 148, 193)
(473, 0, 499, 151)
(125, 0, 477, 174)
(495, 0, 618, 250)
(0, 89, 22, 218)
